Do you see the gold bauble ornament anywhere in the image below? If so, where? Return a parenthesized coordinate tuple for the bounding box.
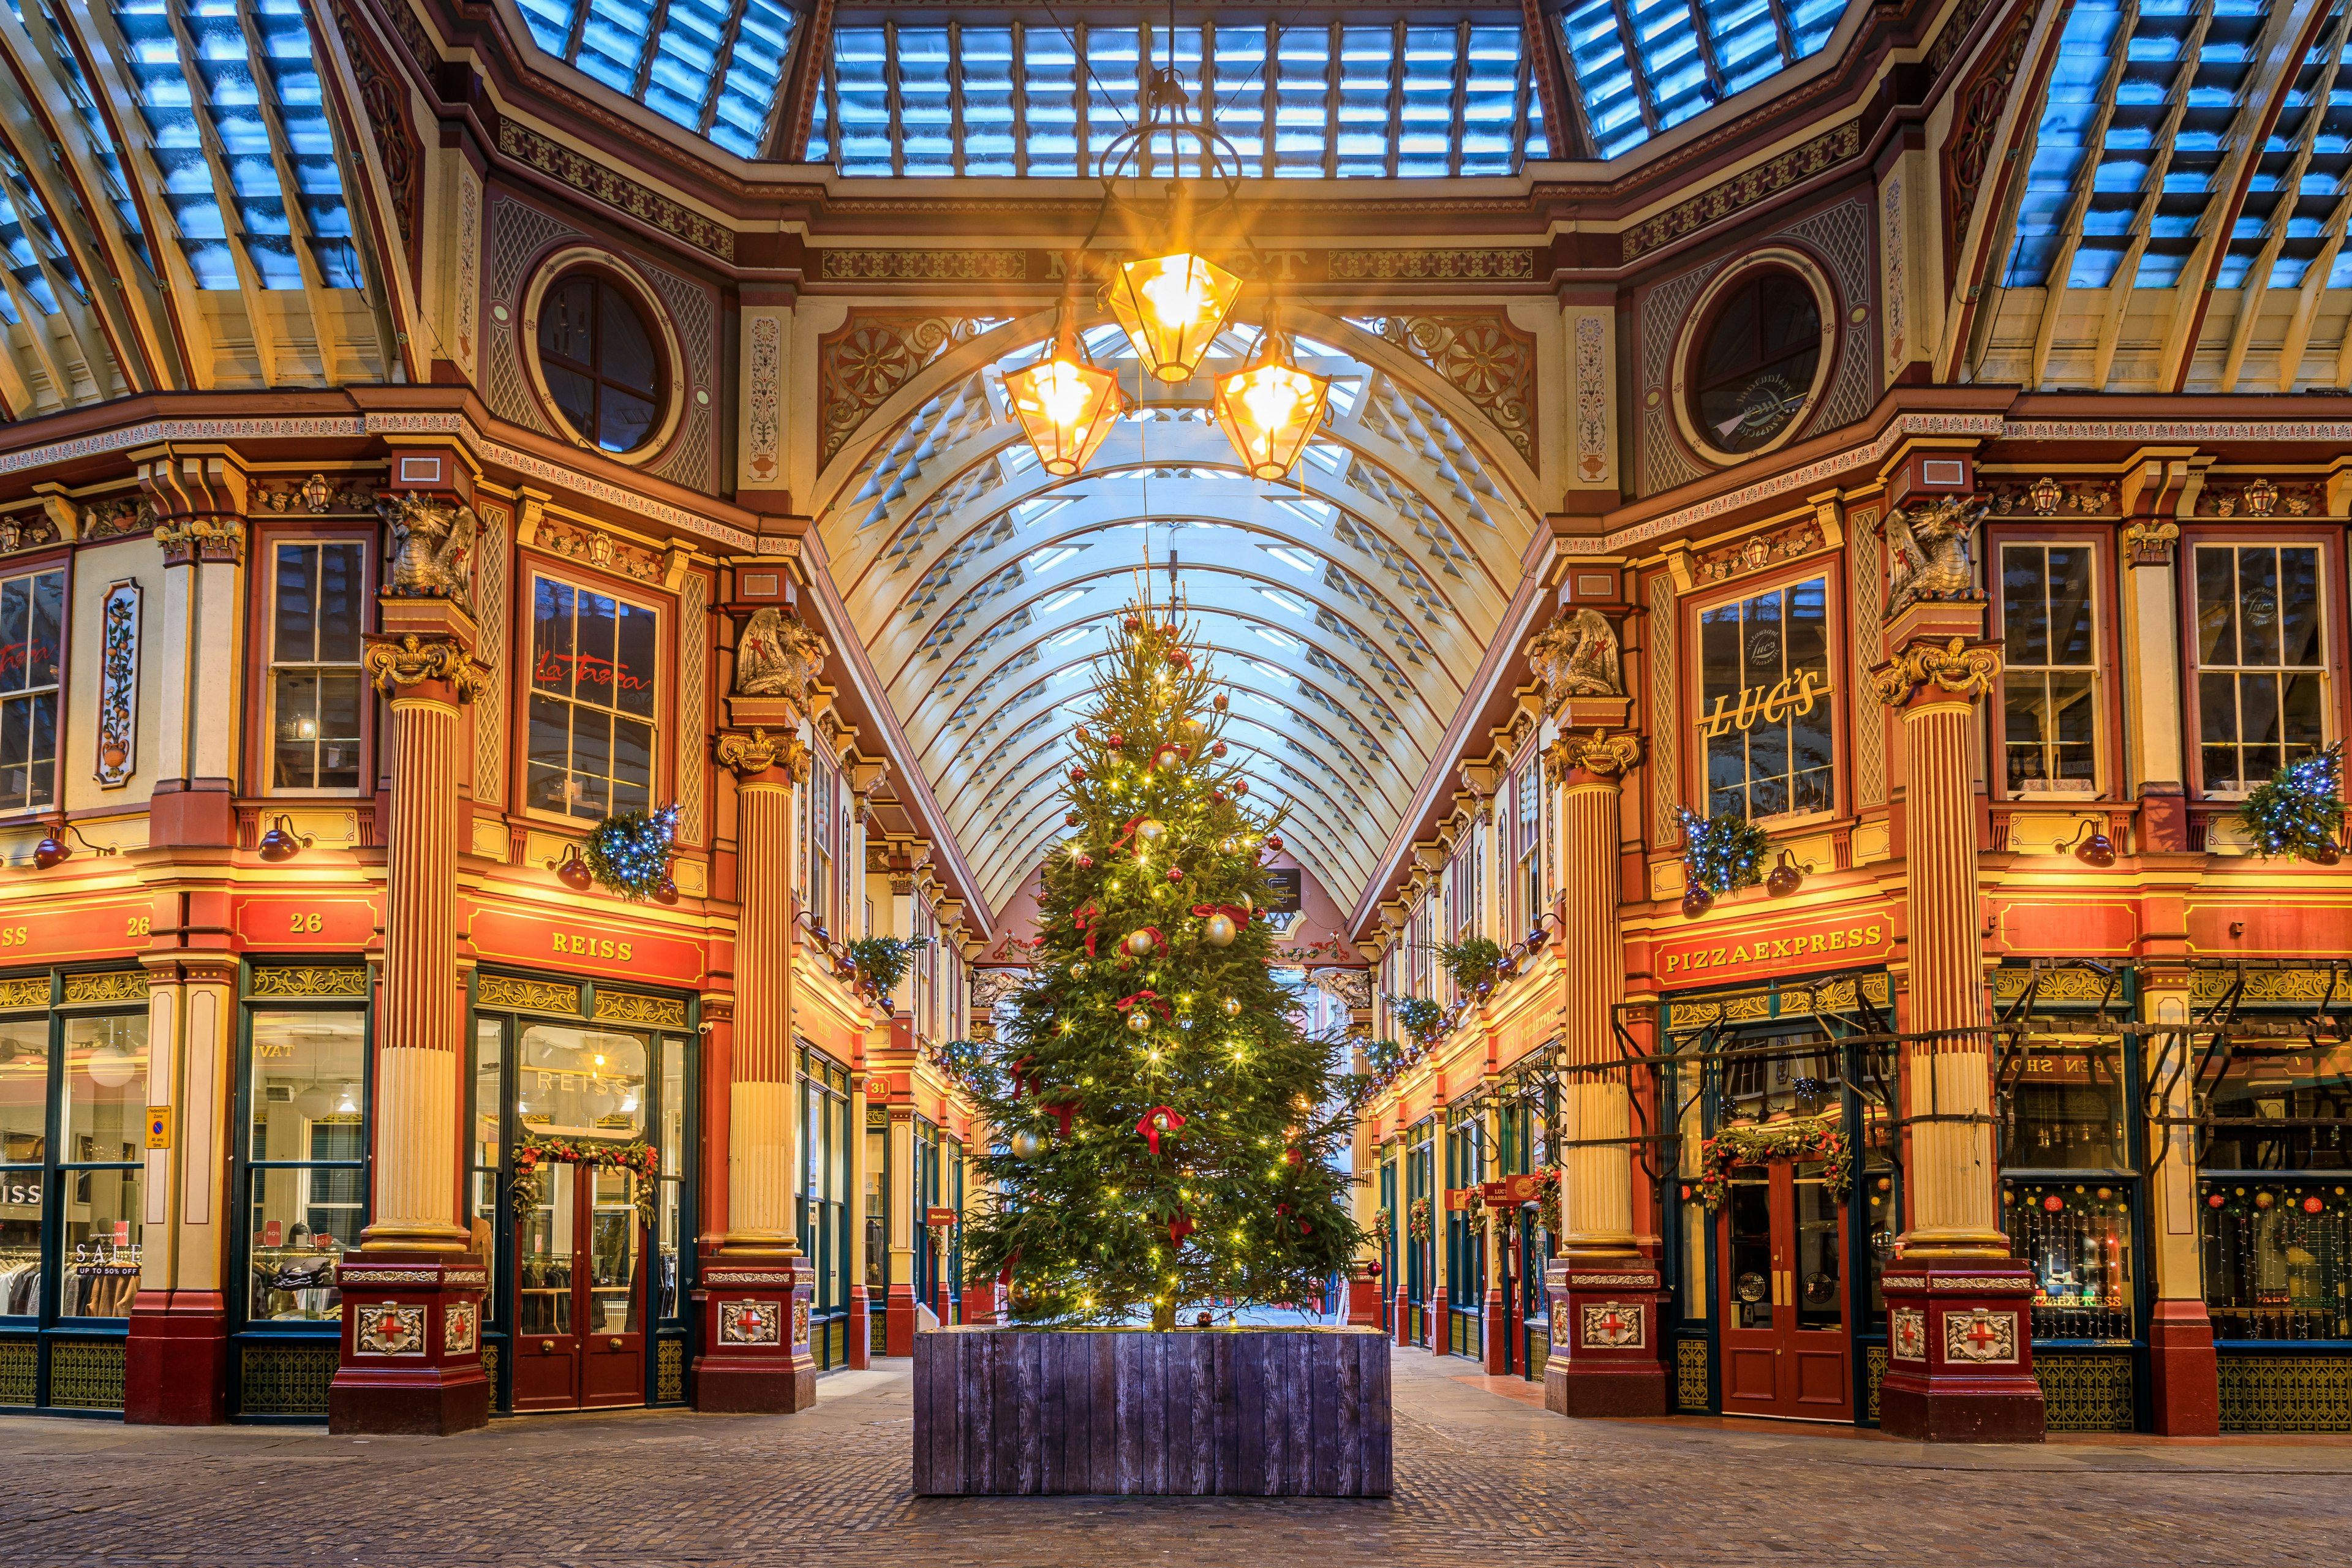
(1134, 818, 1168, 848)
(1218, 837, 1239, 856)
(1181, 717, 1207, 740)
(1071, 961, 1090, 979)
(1123, 929, 1157, 957)
(1202, 913, 1238, 948)
(1009, 1129, 1044, 1161)
(1222, 997, 1242, 1017)
(1126, 1011, 1153, 1034)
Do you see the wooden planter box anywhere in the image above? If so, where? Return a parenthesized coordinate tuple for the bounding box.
(912, 1325, 1391, 1496)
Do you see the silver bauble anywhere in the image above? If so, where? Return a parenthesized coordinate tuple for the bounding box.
(1123, 928, 1156, 957)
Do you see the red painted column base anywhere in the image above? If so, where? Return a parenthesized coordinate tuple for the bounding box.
(884, 1280, 918, 1358)
(1542, 1258, 1670, 1418)
(1343, 1262, 1384, 1329)
(1483, 1284, 1509, 1374)
(1428, 1289, 1450, 1355)
(848, 1285, 872, 1369)
(963, 1281, 1002, 1327)
(124, 1290, 228, 1425)
(2147, 1297, 2221, 1436)
(1879, 1260, 2045, 1442)
(693, 1257, 817, 1412)
(1392, 1285, 1410, 1346)
(326, 1256, 490, 1436)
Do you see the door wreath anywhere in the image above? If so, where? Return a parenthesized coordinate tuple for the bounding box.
(511, 1133, 661, 1229)
(1695, 1115, 1852, 1210)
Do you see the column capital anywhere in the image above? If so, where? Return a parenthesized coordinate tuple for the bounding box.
(2124, 516, 2181, 566)
(717, 726, 810, 782)
(365, 633, 488, 704)
(1544, 727, 1642, 787)
(1872, 637, 2001, 710)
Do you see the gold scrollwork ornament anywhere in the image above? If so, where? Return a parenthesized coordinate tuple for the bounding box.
(1871, 638, 2002, 707)
(1545, 728, 1643, 784)
(365, 635, 486, 703)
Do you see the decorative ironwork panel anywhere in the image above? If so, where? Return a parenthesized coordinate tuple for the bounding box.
(238, 1340, 338, 1416)
(2219, 1352, 2352, 1433)
(63, 971, 146, 1005)
(250, 967, 369, 999)
(2035, 1351, 2135, 1431)
(478, 975, 581, 1016)
(826, 1316, 847, 1369)
(47, 1338, 126, 1409)
(1649, 573, 1681, 847)
(0, 977, 48, 1010)
(1450, 1310, 1476, 1358)
(2193, 968, 2342, 1004)
(1677, 1336, 1711, 1412)
(870, 1312, 888, 1354)
(594, 989, 688, 1029)
(0, 1337, 33, 1404)
(481, 1341, 501, 1398)
(1528, 1326, 1550, 1378)
(1865, 1345, 1888, 1423)
(657, 1337, 685, 1403)
(473, 502, 510, 807)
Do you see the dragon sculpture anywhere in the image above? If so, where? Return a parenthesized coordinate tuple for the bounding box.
(1525, 606, 1623, 710)
(1883, 494, 1989, 619)
(378, 493, 480, 600)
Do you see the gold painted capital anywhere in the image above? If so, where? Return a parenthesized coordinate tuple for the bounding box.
(364, 633, 486, 703)
(1871, 637, 2000, 709)
(154, 515, 244, 567)
(716, 727, 812, 782)
(2123, 517, 2180, 566)
(1545, 727, 1642, 785)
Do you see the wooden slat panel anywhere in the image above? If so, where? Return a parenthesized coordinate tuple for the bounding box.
(1088, 1333, 1118, 1494)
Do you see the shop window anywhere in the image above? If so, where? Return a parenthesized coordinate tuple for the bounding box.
(2192, 543, 2324, 794)
(2005, 1182, 2135, 1341)
(864, 1110, 888, 1300)
(2200, 1182, 2349, 1341)
(1696, 574, 1834, 821)
(658, 1035, 684, 1321)
(1511, 753, 1540, 941)
(2000, 1047, 2130, 1169)
(245, 1009, 366, 1323)
(1686, 268, 1822, 457)
(1, 1016, 47, 1313)
(801, 1049, 851, 1340)
(471, 1018, 502, 1294)
(0, 1003, 148, 1327)
(0, 567, 62, 813)
(537, 273, 664, 454)
(527, 577, 659, 820)
(1999, 543, 2098, 797)
(2000, 1039, 2137, 1343)
(268, 541, 366, 790)
(514, 1025, 648, 1140)
(2202, 1039, 2352, 1172)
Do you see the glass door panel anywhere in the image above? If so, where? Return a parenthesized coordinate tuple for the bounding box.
(582, 1166, 644, 1408)
(1789, 1164, 1852, 1417)
(514, 1161, 579, 1411)
(1719, 1163, 1853, 1420)
(1719, 1173, 1778, 1410)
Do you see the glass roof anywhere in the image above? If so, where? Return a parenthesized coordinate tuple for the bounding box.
(516, 0, 798, 159)
(1559, 0, 1853, 159)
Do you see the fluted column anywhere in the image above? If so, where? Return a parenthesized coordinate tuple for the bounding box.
(1871, 633, 2043, 1442)
(1540, 729, 1666, 1417)
(718, 728, 806, 1258)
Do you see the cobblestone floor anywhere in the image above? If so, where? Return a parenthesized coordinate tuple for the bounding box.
(2, 1349, 2346, 1567)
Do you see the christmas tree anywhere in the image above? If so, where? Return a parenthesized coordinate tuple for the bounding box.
(954, 596, 1362, 1331)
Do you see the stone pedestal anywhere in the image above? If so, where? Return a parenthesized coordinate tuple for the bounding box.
(1542, 1257, 1670, 1417)
(123, 1291, 228, 1425)
(849, 1284, 873, 1366)
(1427, 1287, 1448, 1355)
(1343, 1261, 1385, 1330)
(692, 1257, 816, 1412)
(1878, 1260, 2043, 1442)
(1483, 1272, 1509, 1374)
(886, 1278, 919, 1358)
(2147, 1297, 2222, 1436)
(327, 1256, 491, 1435)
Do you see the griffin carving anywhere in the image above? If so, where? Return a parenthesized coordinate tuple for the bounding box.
(1883, 494, 1988, 619)
(736, 606, 824, 702)
(1525, 607, 1621, 709)
(378, 493, 478, 600)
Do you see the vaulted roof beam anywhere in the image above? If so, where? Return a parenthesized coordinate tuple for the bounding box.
(2024, 0, 2138, 390)
(2219, 8, 2348, 391)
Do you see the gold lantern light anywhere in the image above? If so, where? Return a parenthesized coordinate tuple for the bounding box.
(1106, 251, 1243, 383)
(1212, 318, 1330, 481)
(1004, 303, 1128, 476)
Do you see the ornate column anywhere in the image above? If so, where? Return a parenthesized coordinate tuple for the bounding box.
(2139, 960, 2219, 1434)
(698, 717, 817, 1411)
(1481, 1093, 1509, 1375)
(1540, 728, 1668, 1417)
(886, 1098, 918, 1355)
(330, 582, 490, 1436)
(1871, 625, 2043, 1442)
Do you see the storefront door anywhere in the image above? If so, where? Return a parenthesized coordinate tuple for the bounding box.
(1719, 1161, 1851, 1420)
(513, 1162, 645, 1411)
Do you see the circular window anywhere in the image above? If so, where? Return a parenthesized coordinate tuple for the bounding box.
(1671, 254, 1837, 466)
(537, 273, 665, 454)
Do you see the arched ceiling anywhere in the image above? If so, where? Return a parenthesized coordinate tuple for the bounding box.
(817, 318, 1540, 918)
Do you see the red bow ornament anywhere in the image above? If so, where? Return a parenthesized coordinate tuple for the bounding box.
(1072, 904, 1102, 957)
(1136, 1105, 1187, 1156)
(1041, 1099, 1080, 1137)
(1115, 989, 1172, 1023)
(1167, 1210, 1197, 1248)
(1189, 902, 1253, 928)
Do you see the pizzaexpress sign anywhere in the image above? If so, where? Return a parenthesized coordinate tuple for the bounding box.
(1653, 906, 1896, 984)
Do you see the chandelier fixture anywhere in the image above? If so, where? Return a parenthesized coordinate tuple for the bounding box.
(1213, 311, 1331, 482)
(1107, 249, 1243, 385)
(1005, 291, 1129, 476)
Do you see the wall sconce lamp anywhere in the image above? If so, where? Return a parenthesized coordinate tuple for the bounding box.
(547, 843, 593, 891)
(257, 815, 316, 862)
(32, 821, 118, 870)
(2059, 820, 2117, 869)
(1765, 849, 1814, 899)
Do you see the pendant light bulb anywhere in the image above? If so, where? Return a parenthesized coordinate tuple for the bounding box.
(1108, 252, 1242, 383)
(1213, 319, 1331, 481)
(1005, 307, 1128, 477)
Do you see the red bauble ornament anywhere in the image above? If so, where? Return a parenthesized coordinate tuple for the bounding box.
(1213, 693, 1228, 711)
(1265, 834, 1283, 852)
(1167, 867, 1183, 881)
(2042, 1194, 2064, 1212)
(1107, 731, 1125, 748)
(1076, 854, 1095, 868)
(2208, 1193, 2226, 1208)
(1065, 812, 1082, 825)
(1069, 766, 1087, 782)
(1209, 790, 1226, 804)
(1123, 615, 1141, 631)
(1232, 780, 1248, 795)
(1212, 742, 1227, 757)
(2306, 1195, 2326, 1213)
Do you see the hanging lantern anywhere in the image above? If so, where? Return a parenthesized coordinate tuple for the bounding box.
(1004, 305, 1128, 475)
(1107, 252, 1242, 383)
(1213, 321, 1330, 481)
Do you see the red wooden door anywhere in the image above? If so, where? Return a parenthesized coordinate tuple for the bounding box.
(1719, 1161, 1852, 1420)
(514, 1160, 581, 1411)
(512, 1163, 647, 1411)
(580, 1164, 646, 1408)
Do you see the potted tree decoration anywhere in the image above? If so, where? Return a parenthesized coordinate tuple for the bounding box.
(913, 599, 1389, 1498)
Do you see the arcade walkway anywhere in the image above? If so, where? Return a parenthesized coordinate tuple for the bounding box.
(0, 1351, 2342, 1567)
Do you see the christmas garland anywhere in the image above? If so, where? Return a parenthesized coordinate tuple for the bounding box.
(581, 804, 680, 899)
(1370, 1206, 1392, 1248)
(1390, 994, 1447, 1048)
(511, 1133, 660, 1229)
(1531, 1164, 1561, 1237)
(847, 935, 930, 1002)
(1694, 1115, 1852, 1210)
(2237, 742, 2345, 862)
(1407, 1196, 1433, 1242)
(1678, 807, 1770, 897)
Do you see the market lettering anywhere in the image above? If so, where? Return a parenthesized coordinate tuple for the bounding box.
(1697, 668, 1826, 739)
(533, 647, 650, 692)
(551, 932, 635, 960)
(1661, 921, 1885, 976)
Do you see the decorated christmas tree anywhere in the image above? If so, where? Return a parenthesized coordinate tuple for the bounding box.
(954, 596, 1362, 1330)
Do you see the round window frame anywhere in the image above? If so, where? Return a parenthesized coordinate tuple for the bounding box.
(1670, 251, 1839, 469)
(521, 249, 686, 467)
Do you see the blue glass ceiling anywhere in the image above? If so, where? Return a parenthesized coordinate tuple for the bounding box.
(516, 0, 799, 159)
(1558, 0, 1853, 158)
